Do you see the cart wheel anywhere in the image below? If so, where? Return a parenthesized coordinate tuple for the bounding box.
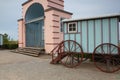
(93, 43, 120, 73)
(59, 40, 83, 68)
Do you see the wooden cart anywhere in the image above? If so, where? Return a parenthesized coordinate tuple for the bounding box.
(50, 14, 120, 73)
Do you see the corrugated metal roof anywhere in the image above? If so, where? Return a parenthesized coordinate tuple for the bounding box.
(62, 13, 120, 22)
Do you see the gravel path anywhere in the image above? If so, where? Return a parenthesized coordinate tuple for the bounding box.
(0, 50, 120, 80)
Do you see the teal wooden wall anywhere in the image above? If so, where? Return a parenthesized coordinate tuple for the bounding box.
(63, 17, 119, 53)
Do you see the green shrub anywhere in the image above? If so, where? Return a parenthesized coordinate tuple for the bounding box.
(2, 44, 18, 49)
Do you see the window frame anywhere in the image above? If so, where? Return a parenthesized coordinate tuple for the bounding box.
(68, 22, 77, 33)
(60, 17, 65, 32)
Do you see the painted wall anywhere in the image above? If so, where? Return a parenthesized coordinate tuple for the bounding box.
(45, 9, 72, 53)
(18, 19, 26, 47)
(63, 17, 119, 53)
(47, 0, 64, 10)
(18, 0, 72, 53)
(22, 0, 64, 19)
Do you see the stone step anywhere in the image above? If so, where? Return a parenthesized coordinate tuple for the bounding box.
(11, 47, 45, 57)
(23, 47, 44, 50)
(17, 49, 41, 53)
(13, 51, 39, 57)
(16, 50, 39, 54)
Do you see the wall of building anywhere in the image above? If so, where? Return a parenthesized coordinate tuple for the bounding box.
(18, 0, 72, 53)
(63, 17, 119, 53)
(44, 9, 72, 53)
(18, 19, 26, 47)
(47, 0, 64, 10)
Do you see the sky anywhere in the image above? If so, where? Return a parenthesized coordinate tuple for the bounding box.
(0, 0, 120, 40)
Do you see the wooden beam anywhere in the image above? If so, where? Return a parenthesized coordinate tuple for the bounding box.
(25, 17, 44, 24)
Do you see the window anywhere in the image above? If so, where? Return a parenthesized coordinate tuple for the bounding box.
(60, 18, 65, 32)
(68, 22, 77, 33)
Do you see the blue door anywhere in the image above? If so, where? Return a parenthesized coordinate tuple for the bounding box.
(25, 20, 44, 47)
(25, 3, 44, 48)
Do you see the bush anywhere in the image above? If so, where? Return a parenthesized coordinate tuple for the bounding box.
(2, 44, 18, 49)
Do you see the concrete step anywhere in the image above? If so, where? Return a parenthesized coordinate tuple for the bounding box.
(11, 47, 45, 57)
(17, 49, 40, 53)
(12, 51, 39, 57)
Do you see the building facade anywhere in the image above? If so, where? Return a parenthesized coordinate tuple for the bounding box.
(18, 0, 72, 53)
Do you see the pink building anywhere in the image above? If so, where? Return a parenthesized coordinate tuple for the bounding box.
(18, 0, 72, 53)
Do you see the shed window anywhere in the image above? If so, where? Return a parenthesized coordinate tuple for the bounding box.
(68, 22, 77, 33)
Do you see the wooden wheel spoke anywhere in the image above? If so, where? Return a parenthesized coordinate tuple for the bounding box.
(111, 57, 120, 65)
(73, 47, 79, 52)
(70, 42, 74, 51)
(96, 51, 105, 57)
(111, 47, 117, 53)
(65, 55, 70, 64)
(68, 41, 70, 52)
(60, 40, 83, 68)
(73, 54, 80, 62)
(95, 51, 101, 54)
(107, 44, 111, 54)
(111, 63, 115, 71)
(63, 44, 69, 52)
(107, 45, 109, 53)
(105, 59, 111, 72)
(70, 55, 74, 65)
(101, 47, 105, 54)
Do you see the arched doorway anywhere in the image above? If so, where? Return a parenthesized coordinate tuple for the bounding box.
(25, 3, 44, 48)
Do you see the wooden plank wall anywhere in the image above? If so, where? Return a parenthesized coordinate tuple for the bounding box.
(63, 17, 119, 53)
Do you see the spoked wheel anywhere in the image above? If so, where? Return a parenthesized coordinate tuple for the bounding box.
(93, 43, 120, 73)
(59, 40, 83, 68)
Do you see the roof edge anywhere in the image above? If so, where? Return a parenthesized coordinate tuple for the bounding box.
(22, 0, 33, 6)
(18, 18, 23, 22)
(45, 7, 73, 15)
(63, 13, 120, 22)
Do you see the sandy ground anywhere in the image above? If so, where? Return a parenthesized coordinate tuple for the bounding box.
(0, 50, 120, 80)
